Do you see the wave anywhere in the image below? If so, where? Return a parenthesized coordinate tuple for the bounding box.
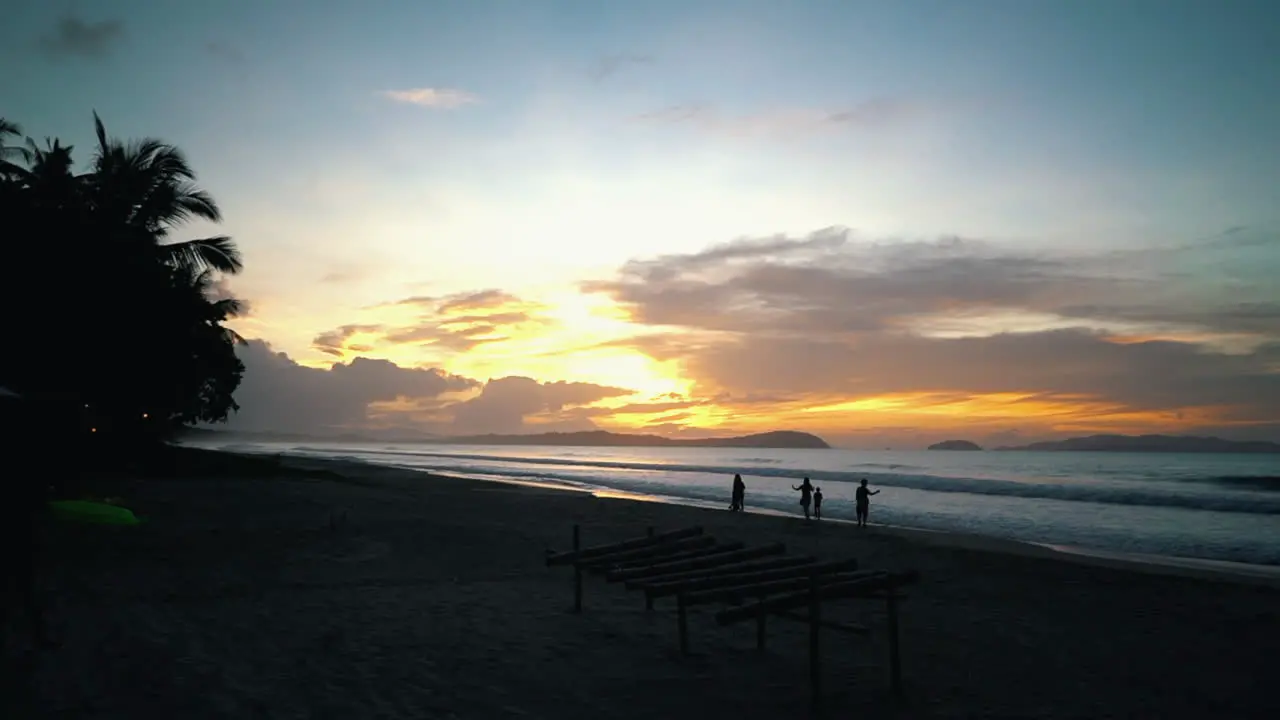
(278, 446, 1280, 516)
(1208, 475, 1280, 490)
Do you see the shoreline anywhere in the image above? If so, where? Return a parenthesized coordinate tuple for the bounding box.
(17, 446, 1278, 718)
(285, 452, 1280, 588)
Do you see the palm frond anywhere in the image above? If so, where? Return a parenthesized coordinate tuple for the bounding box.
(161, 236, 244, 274)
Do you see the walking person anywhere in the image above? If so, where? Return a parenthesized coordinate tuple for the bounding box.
(813, 486, 823, 520)
(791, 477, 814, 520)
(855, 478, 880, 527)
(729, 473, 745, 511)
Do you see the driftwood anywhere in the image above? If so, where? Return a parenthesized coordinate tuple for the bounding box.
(580, 535, 718, 571)
(642, 557, 858, 600)
(602, 542, 748, 579)
(626, 555, 817, 590)
(607, 543, 787, 582)
(545, 526, 703, 567)
(716, 570, 918, 625)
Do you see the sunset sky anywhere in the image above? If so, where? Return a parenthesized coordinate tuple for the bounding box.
(5, 0, 1279, 447)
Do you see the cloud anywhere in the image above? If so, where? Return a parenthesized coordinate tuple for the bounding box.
(632, 97, 920, 137)
(207, 276, 252, 318)
(313, 324, 384, 357)
(450, 376, 633, 434)
(223, 341, 479, 434)
(590, 53, 654, 81)
(314, 290, 550, 357)
(381, 88, 479, 109)
(219, 342, 636, 437)
(39, 16, 124, 59)
(585, 227, 1280, 437)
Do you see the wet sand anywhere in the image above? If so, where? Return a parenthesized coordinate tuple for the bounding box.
(5, 454, 1277, 718)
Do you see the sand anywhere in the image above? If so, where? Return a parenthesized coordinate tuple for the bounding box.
(4, 455, 1277, 719)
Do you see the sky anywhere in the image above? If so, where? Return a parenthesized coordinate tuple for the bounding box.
(4, 0, 1279, 447)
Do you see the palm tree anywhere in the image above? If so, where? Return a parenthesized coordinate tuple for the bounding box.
(88, 112, 243, 275)
(0, 118, 25, 158)
(1, 113, 248, 436)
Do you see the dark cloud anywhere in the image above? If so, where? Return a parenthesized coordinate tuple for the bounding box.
(312, 324, 383, 357)
(219, 342, 640, 437)
(449, 377, 633, 435)
(223, 341, 478, 434)
(39, 16, 124, 59)
(587, 227, 1278, 340)
(586, 227, 1280, 436)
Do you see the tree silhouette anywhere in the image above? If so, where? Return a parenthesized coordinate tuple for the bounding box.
(0, 113, 245, 449)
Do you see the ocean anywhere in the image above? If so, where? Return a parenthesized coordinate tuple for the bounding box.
(192, 440, 1280, 568)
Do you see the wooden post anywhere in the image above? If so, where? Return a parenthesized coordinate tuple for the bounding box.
(645, 523, 655, 610)
(888, 591, 903, 700)
(677, 593, 690, 656)
(755, 593, 767, 649)
(809, 570, 822, 712)
(573, 525, 583, 613)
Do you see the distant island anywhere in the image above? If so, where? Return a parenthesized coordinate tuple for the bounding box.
(927, 440, 983, 451)
(181, 427, 831, 449)
(431, 430, 831, 449)
(995, 434, 1280, 454)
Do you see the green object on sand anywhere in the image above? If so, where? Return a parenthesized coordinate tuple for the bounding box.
(48, 499, 141, 526)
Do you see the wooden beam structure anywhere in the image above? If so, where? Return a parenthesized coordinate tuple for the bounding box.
(606, 543, 787, 583)
(625, 555, 817, 591)
(681, 570, 878, 608)
(600, 541, 747, 577)
(715, 571, 918, 626)
(642, 557, 859, 601)
(545, 525, 703, 567)
(579, 535, 718, 571)
(547, 525, 920, 708)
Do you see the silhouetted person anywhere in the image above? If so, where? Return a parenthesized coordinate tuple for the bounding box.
(813, 487, 823, 519)
(792, 477, 814, 520)
(729, 473, 746, 511)
(855, 478, 880, 527)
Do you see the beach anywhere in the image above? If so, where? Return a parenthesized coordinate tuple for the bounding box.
(6, 453, 1278, 719)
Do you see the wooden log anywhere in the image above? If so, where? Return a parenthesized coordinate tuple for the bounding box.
(607, 543, 787, 583)
(626, 555, 817, 591)
(715, 570, 918, 626)
(546, 526, 703, 567)
(643, 558, 859, 600)
(580, 536, 717, 571)
(681, 570, 878, 608)
(573, 525, 583, 612)
(599, 541, 744, 577)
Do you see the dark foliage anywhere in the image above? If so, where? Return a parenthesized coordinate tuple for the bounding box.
(0, 113, 245, 452)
